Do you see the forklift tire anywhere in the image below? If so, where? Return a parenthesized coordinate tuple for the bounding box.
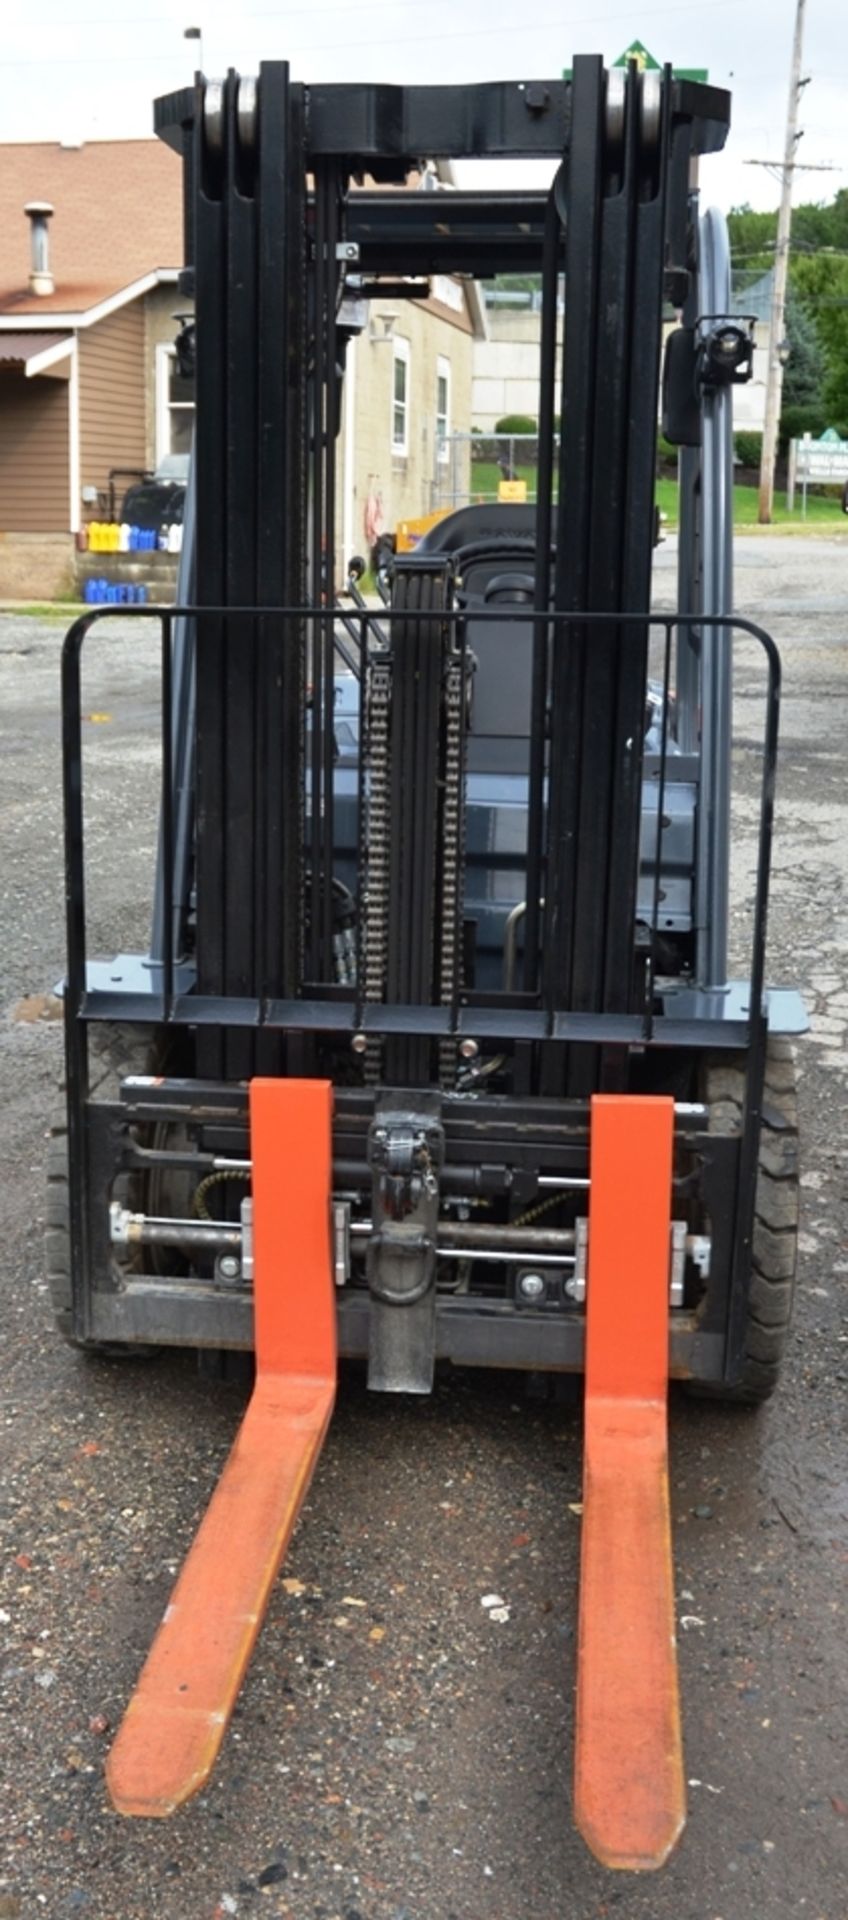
(690, 1036, 800, 1405)
(45, 1028, 159, 1358)
(45, 1122, 156, 1359)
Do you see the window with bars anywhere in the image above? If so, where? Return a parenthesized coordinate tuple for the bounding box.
(392, 337, 410, 455)
(436, 356, 451, 464)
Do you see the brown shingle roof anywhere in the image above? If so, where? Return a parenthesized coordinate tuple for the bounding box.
(0, 139, 182, 317)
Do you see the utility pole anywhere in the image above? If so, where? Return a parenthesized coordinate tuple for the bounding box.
(757, 0, 807, 523)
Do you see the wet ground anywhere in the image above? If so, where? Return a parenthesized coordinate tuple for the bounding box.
(1, 536, 847, 1920)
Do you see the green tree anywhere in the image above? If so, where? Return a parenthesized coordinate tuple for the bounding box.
(727, 203, 775, 272)
(728, 192, 848, 433)
(792, 252, 848, 429)
(729, 189, 848, 264)
(781, 288, 825, 412)
(794, 187, 848, 254)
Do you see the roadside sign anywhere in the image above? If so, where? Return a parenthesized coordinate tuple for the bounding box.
(795, 434, 848, 482)
(788, 432, 848, 516)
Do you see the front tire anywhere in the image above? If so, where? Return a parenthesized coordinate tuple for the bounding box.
(693, 1036, 800, 1404)
(45, 1028, 159, 1358)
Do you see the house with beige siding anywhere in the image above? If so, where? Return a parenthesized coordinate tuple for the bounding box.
(0, 139, 186, 597)
(0, 138, 481, 598)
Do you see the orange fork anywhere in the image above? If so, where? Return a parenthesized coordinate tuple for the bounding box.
(573, 1094, 685, 1871)
(107, 1077, 336, 1817)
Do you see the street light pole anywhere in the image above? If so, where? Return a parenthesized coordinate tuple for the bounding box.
(758, 0, 807, 524)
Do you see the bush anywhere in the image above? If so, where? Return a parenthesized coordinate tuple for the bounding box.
(656, 432, 679, 465)
(778, 403, 847, 448)
(734, 430, 762, 470)
(494, 414, 538, 435)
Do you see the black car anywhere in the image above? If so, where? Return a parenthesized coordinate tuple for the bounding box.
(120, 455, 188, 533)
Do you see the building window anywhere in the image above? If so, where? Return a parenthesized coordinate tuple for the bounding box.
(436, 356, 451, 463)
(392, 338, 410, 456)
(155, 341, 195, 465)
(432, 274, 464, 314)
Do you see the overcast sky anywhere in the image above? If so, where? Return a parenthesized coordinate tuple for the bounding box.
(4, 0, 846, 217)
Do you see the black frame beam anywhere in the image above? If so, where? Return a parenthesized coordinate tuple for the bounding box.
(156, 76, 730, 166)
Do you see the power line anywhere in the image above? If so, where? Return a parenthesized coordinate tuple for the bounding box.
(3, 52, 184, 67)
(2, 0, 751, 65)
(746, 157, 834, 177)
(10, 0, 411, 25)
(8, 0, 742, 27)
(730, 247, 848, 261)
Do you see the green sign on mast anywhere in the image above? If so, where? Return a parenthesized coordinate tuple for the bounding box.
(563, 41, 708, 83)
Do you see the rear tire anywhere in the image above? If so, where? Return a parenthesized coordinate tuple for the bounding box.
(690, 1036, 800, 1404)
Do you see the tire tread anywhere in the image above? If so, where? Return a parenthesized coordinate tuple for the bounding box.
(694, 1036, 800, 1404)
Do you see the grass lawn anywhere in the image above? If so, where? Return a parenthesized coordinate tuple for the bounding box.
(466, 460, 550, 505)
(13, 602, 86, 619)
(656, 475, 848, 531)
(467, 461, 848, 532)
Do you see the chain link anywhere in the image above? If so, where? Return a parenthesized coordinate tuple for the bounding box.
(360, 656, 391, 1082)
(438, 646, 466, 1086)
(359, 606, 466, 1090)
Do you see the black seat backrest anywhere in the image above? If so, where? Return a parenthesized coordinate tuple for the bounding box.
(417, 506, 542, 774)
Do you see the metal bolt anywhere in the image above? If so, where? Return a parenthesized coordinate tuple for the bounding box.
(523, 83, 550, 115)
(351, 1032, 368, 1055)
(518, 1271, 546, 1301)
(218, 1255, 241, 1283)
(459, 1037, 479, 1061)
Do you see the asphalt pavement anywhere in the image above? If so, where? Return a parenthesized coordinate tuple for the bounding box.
(1, 536, 846, 1920)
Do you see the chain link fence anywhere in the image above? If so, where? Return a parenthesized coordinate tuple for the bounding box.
(433, 431, 561, 511)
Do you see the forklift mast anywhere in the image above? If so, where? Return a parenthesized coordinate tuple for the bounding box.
(152, 60, 723, 1070)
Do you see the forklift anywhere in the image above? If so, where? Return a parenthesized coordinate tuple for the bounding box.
(48, 57, 806, 1867)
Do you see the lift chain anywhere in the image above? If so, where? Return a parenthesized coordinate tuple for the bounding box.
(361, 655, 392, 1082)
(438, 647, 467, 1087)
